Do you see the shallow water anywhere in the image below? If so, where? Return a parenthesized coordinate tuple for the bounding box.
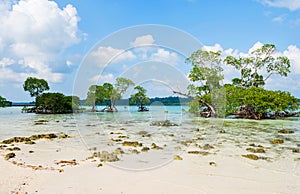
(0, 106, 299, 172)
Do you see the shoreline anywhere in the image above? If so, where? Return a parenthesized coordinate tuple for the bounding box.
(0, 130, 299, 194)
(0, 107, 299, 193)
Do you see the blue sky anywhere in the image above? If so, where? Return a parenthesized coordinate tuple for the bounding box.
(0, 0, 300, 101)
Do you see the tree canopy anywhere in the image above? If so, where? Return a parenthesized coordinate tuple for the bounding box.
(85, 77, 134, 112)
(130, 86, 150, 111)
(225, 84, 298, 119)
(36, 93, 80, 114)
(23, 77, 50, 98)
(174, 43, 298, 119)
(175, 50, 224, 117)
(224, 44, 290, 88)
(0, 96, 12, 107)
(85, 83, 113, 111)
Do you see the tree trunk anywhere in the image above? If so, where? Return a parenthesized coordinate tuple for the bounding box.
(173, 91, 216, 117)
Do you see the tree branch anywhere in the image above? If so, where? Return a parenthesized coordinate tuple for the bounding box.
(173, 90, 216, 116)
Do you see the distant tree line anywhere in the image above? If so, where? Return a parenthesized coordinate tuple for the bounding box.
(23, 77, 80, 114)
(0, 96, 12, 107)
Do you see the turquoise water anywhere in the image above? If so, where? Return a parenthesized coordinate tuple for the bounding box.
(0, 106, 299, 172)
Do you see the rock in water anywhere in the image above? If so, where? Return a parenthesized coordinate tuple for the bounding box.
(174, 155, 183, 160)
(271, 139, 284, 144)
(5, 152, 16, 160)
(93, 151, 119, 162)
(278, 129, 294, 134)
(122, 141, 143, 147)
(242, 154, 259, 160)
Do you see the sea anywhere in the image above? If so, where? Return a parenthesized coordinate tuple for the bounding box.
(0, 106, 299, 172)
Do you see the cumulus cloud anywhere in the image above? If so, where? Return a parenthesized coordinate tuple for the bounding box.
(0, 0, 81, 83)
(272, 14, 288, 22)
(90, 73, 115, 84)
(259, 0, 300, 11)
(0, 57, 14, 68)
(130, 34, 155, 47)
(202, 44, 223, 52)
(283, 45, 300, 74)
(130, 34, 156, 54)
(90, 46, 136, 67)
(248, 41, 264, 53)
(150, 49, 180, 65)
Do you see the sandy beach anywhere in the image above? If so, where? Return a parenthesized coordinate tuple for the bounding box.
(0, 107, 299, 194)
(1, 123, 299, 194)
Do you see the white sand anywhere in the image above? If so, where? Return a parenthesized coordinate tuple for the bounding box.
(1, 141, 299, 194)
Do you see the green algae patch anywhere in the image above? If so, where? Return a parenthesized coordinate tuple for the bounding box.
(122, 141, 143, 147)
(6, 147, 21, 151)
(1, 133, 71, 145)
(150, 120, 178, 127)
(5, 152, 16, 160)
(118, 135, 129, 139)
(271, 139, 284, 144)
(292, 148, 300, 153)
(141, 147, 150, 152)
(130, 149, 140, 154)
(113, 148, 124, 155)
(278, 129, 294, 134)
(111, 138, 122, 142)
(151, 143, 163, 150)
(209, 161, 216, 166)
(58, 134, 71, 139)
(203, 144, 214, 150)
(246, 147, 266, 153)
(188, 151, 209, 156)
(174, 155, 183, 160)
(242, 154, 259, 160)
(137, 131, 151, 137)
(92, 151, 119, 162)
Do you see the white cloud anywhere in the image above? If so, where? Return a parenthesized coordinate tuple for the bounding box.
(150, 48, 180, 65)
(90, 73, 115, 84)
(130, 34, 155, 47)
(66, 60, 73, 67)
(202, 44, 223, 52)
(0, 57, 15, 67)
(260, 0, 300, 11)
(90, 46, 136, 67)
(248, 41, 264, 53)
(0, 0, 81, 83)
(201, 43, 240, 58)
(283, 45, 300, 74)
(130, 34, 156, 54)
(272, 14, 287, 22)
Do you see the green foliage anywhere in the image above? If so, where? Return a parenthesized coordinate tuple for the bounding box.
(36, 93, 80, 113)
(130, 86, 150, 107)
(0, 96, 6, 107)
(85, 77, 134, 111)
(188, 100, 200, 114)
(111, 78, 134, 107)
(183, 44, 296, 119)
(85, 83, 113, 109)
(224, 44, 290, 88)
(0, 96, 11, 107)
(185, 50, 224, 116)
(23, 77, 50, 98)
(225, 85, 298, 119)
